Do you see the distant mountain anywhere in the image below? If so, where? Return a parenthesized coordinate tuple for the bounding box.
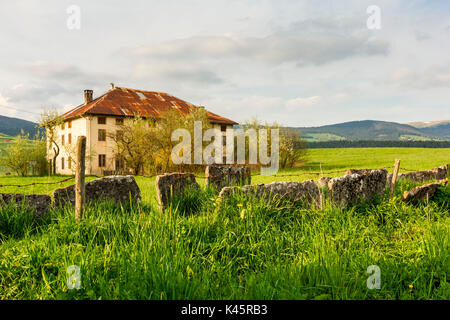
(292, 120, 448, 142)
(0, 115, 40, 137)
(408, 120, 450, 140)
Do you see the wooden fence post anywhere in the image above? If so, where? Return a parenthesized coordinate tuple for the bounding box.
(389, 159, 401, 200)
(447, 164, 450, 179)
(75, 136, 86, 222)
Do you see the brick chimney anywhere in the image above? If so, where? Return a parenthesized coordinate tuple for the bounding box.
(84, 89, 93, 105)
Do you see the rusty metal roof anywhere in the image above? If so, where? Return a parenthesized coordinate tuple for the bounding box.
(61, 87, 238, 125)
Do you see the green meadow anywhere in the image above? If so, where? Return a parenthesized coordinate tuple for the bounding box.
(0, 148, 449, 299)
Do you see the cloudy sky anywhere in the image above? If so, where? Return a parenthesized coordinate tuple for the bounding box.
(0, 0, 449, 126)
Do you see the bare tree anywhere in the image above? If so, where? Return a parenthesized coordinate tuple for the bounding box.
(39, 109, 63, 175)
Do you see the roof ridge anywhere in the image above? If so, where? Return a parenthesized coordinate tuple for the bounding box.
(117, 86, 169, 95)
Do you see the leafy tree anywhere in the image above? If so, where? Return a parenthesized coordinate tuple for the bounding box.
(279, 127, 306, 169)
(150, 107, 212, 172)
(241, 118, 306, 169)
(109, 108, 212, 175)
(108, 115, 154, 175)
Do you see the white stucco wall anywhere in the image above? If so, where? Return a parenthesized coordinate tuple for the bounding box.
(50, 116, 234, 175)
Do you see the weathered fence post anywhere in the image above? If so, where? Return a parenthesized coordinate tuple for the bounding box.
(389, 159, 401, 200)
(447, 163, 450, 179)
(75, 136, 86, 222)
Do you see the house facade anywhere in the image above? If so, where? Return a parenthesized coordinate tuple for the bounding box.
(50, 85, 238, 175)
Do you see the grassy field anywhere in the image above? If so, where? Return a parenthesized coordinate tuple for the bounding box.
(0, 148, 449, 299)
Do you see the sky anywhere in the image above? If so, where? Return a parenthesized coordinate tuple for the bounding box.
(0, 0, 449, 127)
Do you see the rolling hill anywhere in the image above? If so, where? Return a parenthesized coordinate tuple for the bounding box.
(0, 115, 40, 137)
(1, 113, 448, 143)
(408, 120, 450, 140)
(293, 120, 449, 142)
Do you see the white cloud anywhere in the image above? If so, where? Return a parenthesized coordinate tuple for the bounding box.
(0, 93, 19, 119)
(0, 1, 449, 125)
(128, 18, 389, 67)
(388, 65, 450, 89)
(285, 96, 321, 110)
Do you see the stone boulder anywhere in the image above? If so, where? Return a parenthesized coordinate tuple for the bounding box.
(205, 165, 251, 191)
(218, 180, 321, 207)
(328, 169, 387, 206)
(345, 169, 375, 175)
(155, 172, 199, 210)
(347, 169, 393, 189)
(53, 175, 141, 207)
(402, 179, 448, 202)
(0, 193, 51, 217)
(396, 165, 447, 183)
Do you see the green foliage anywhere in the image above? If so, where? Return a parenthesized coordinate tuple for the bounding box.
(305, 140, 450, 148)
(0, 131, 48, 176)
(168, 186, 216, 216)
(111, 108, 212, 175)
(0, 182, 448, 299)
(243, 119, 306, 169)
(434, 186, 450, 210)
(0, 148, 449, 299)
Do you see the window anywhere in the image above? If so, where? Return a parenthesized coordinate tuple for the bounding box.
(116, 118, 124, 125)
(116, 130, 124, 140)
(98, 117, 106, 124)
(68, 133, 72, 144)
(98, 129, 106, 141)
(68, 157, 72, 170)
(61, 123, 65, 130)
(115, 158, 124, 170)
(68, 121, 72, 129)
(61, 157, 65, 170)
(61, 134, 65, 145)
(221, 125, 227, 132)
(98, 154, 106, 167)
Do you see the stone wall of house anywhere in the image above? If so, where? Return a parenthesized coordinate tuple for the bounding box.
(53, 175, 141, 207)
(328, 169, 387, 206)
(155, 172, 199, 210)
(218, 180, 321, 207)
(205, 165, 251, 190)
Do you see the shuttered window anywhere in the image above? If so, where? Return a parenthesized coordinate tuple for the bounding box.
(98, 129, 106, 141)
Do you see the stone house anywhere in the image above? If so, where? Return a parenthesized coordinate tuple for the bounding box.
(49, 84, 238, 175)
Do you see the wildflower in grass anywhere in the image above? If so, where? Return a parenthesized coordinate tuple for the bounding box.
(409, 284, 413, 289)
(186, 265, 194, 280)
(237, 203, 243, 208)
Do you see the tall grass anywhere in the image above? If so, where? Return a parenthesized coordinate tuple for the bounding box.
(0, 181, 448, 300)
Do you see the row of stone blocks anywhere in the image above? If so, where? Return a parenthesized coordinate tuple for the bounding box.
(156, 165, 449, 210)
(0, 176, 141, 217)
(318, 165, 448, 188)
(155, 166, 393, 210)
(2, 165, 446, 215)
